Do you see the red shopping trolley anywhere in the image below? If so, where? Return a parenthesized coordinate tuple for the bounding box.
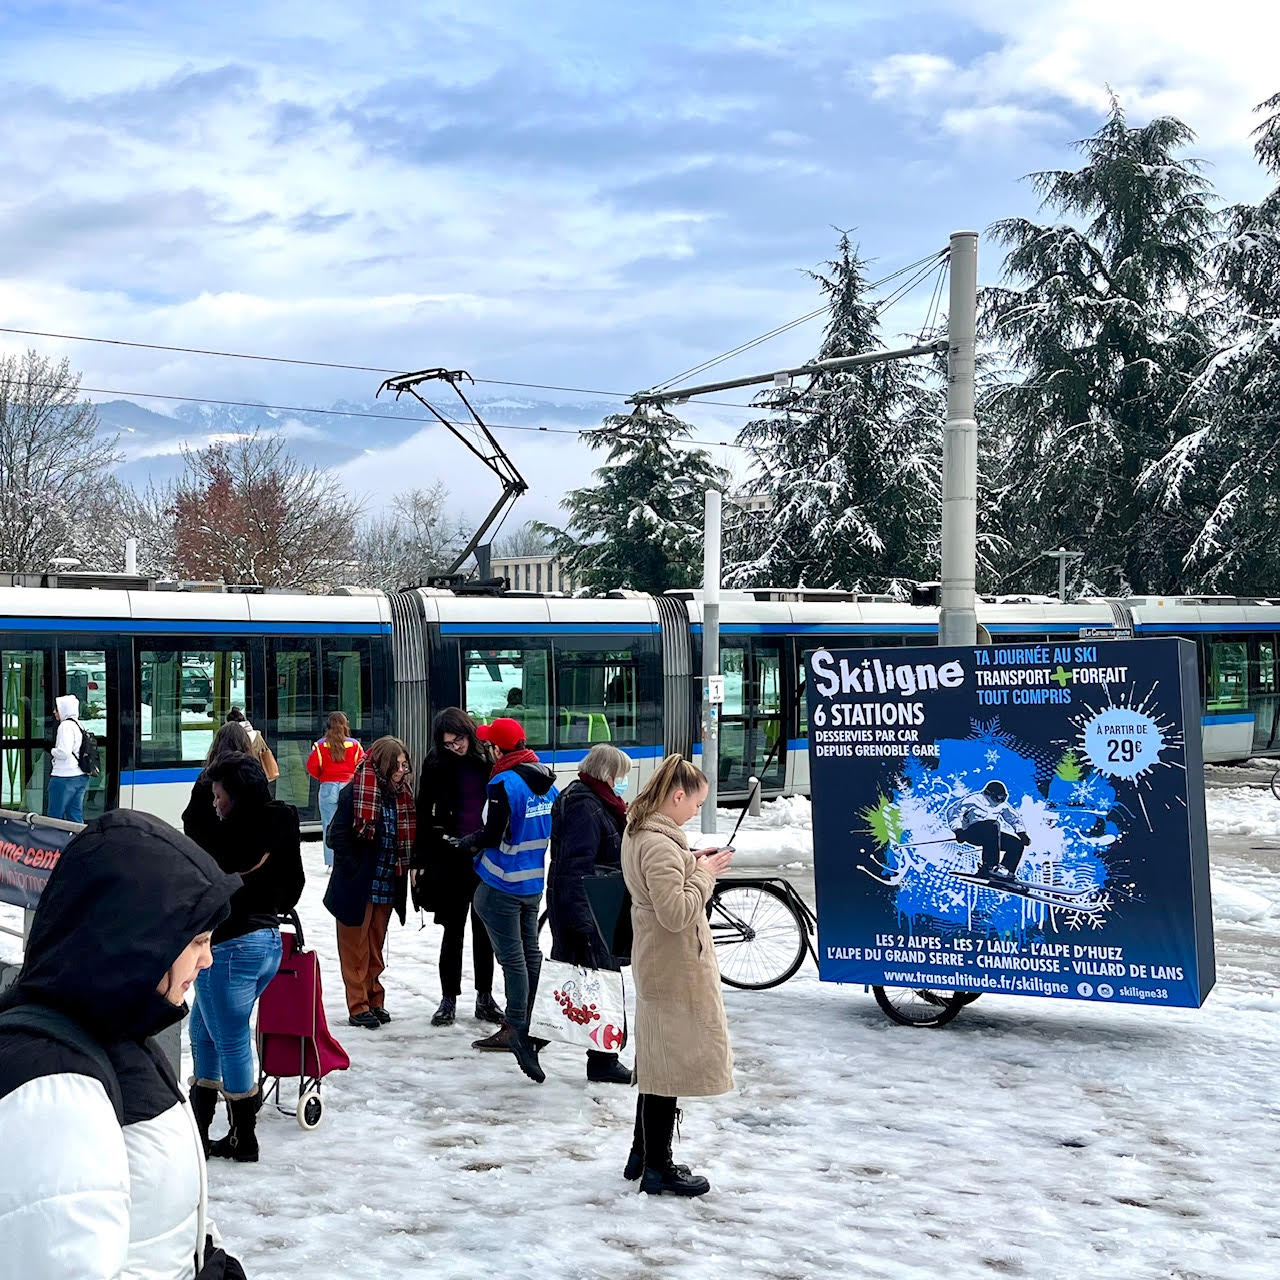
(257, 911, 349, 1129)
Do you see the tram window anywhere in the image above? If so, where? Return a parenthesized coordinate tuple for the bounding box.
(271, 640, 318, 814)
(552, 641, 656, 748)
(63, 648, 109, 822)
(322, 640, 374, 739)
(1253, 638, 1276, 694)
(720, 643, 747, 716)
(1206, 638, 1249, 712)
(138, 647, 248, 764)
(463, 646, 551, 748)
(1, 648, 50, 812)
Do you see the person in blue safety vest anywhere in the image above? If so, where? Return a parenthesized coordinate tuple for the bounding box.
(947, 780, 1031, 881)
(456, 717, 559, 1083)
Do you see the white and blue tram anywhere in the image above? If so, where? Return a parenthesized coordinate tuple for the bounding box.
(1, 583, 1274, 829)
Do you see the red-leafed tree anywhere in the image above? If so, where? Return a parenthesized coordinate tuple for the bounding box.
(172, 430, 361, 589)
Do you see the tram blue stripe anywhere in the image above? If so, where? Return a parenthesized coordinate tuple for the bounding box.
(0, 617, 387, 636)
(1135, 623, 1271, 633)
(1202, 714, 1253, 725)
(439, 623, 659, 636)
(122, 768, 203, 785)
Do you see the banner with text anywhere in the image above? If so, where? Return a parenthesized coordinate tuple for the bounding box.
(0, 815, 71, 911)
(807, 638, 1215, 1008)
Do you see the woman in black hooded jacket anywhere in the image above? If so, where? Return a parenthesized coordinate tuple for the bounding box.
(412, 708, 502, 1028)
(0, 809, 248, 1278)
(182, 751, 303, 1162)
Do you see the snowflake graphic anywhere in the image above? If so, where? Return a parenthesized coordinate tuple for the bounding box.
(1070, 781, 1094, 804)
(985, 749, 1001, 767)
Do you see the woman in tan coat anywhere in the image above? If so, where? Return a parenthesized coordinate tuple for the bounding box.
(621, 754, 735, 1197)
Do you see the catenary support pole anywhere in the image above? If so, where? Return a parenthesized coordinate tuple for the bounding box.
(701, 490, 721, 834)
(939, 230, 979, 648)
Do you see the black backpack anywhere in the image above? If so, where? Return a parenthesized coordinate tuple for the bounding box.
(69, 719, 101, 778)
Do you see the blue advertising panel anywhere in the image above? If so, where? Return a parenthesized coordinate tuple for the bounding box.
(807, 638, 1215, 1008)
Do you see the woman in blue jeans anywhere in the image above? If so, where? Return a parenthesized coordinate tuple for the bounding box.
(183, 752, 304, 1162)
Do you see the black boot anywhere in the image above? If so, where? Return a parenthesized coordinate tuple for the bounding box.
(587, 1051, 632, 1085)
(188, 1082, 220, 1157)
(510, 1028, 546, 1084)
(639, 1095, 708, 1196)
(625, 1094, 693, 1181)
(208, 1091, 262, 1163)
(431, 996, 457, 1027)
(474, 992, 503, 1024)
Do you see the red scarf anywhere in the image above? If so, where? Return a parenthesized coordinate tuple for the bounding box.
(490, 747, 541, 779)
(578, 772, 627, 823)
(351, 759, 416, 863)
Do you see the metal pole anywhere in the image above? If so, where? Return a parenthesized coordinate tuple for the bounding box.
(1059, 556, 1067, 603)
(701, 490, 721, 833)
(630, 339, 947, 407)
(939, 230, 979, 648)
(125, 537, 137, 576)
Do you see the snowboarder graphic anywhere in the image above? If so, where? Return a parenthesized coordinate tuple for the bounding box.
(947, 780, 1031, 881)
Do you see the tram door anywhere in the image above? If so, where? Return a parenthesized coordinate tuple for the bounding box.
(718, 638, 786, 794)
(1251, 636, 1279, 754)
(1, 642, 117, 819)
(1, 643, 52, 814)
(59, 646, 117, 821)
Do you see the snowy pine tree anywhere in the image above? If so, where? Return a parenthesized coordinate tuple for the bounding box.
(535, 408, 729, 594)
(727, 233, 941, 593)
(984, 99, 1217, 596)
(1143, 92, 1280, 593)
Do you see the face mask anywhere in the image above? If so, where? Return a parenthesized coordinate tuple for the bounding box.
(612, 777, 629, 796)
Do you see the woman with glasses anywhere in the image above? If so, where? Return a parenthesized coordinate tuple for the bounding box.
(322, 737, 417, 1030)
(412, 708, 503, 1028)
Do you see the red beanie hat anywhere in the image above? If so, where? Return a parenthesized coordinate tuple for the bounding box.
(477, 717, 527, 753)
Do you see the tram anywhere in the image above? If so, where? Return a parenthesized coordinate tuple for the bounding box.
(2, 580, 1276, 830)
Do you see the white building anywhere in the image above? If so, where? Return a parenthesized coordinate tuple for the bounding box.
(489, 553, 577, 594)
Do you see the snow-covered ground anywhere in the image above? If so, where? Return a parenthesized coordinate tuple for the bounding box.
(4, 785, 1279, 1277)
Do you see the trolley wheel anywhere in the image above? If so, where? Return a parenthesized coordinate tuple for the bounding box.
(297, 1089, 323, 1130)
(710, 882, 808, 991)
(872, 986, 966, 1027)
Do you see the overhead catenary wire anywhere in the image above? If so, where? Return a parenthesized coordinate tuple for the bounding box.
(648, 248, 950, 393)
(21, 380, 759, 450)
(0, 325, 800, 413)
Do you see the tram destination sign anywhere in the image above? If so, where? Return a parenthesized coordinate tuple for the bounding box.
(806, 638, 1215, 1008)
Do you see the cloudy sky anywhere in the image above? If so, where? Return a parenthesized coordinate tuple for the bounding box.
(2, 0, 1278, 525)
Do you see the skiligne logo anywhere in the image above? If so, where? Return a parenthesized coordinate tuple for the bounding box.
(810, 650, 966, 699)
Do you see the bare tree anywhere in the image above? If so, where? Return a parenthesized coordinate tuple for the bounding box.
(173, 430, 361, 588)
(76, 478, 179, 578)
(354, 483, 468, 590)
(492, 520, 549, 558)
(0, 349, 120, 571)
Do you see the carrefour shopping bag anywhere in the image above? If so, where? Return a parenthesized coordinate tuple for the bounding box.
(529, 959, 629, 1053)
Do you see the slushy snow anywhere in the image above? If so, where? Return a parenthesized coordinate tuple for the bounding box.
(195, 786, 1278, 1279)
(2, 786, 1277, 1277)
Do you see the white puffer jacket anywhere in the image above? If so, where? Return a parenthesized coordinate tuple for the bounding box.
(0, 810, 245, 1279)
(0, 1071, 206, 1279)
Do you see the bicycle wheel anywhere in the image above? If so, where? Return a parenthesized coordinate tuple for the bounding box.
(710, 882, 808, 990)
(872, 986, 965, 1027)
(1271, 768, 1280, 803)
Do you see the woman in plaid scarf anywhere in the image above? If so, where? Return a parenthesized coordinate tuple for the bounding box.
(322, 736, 416, 1029)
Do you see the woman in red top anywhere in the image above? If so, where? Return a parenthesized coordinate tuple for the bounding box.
(307, 712, 365, 868)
